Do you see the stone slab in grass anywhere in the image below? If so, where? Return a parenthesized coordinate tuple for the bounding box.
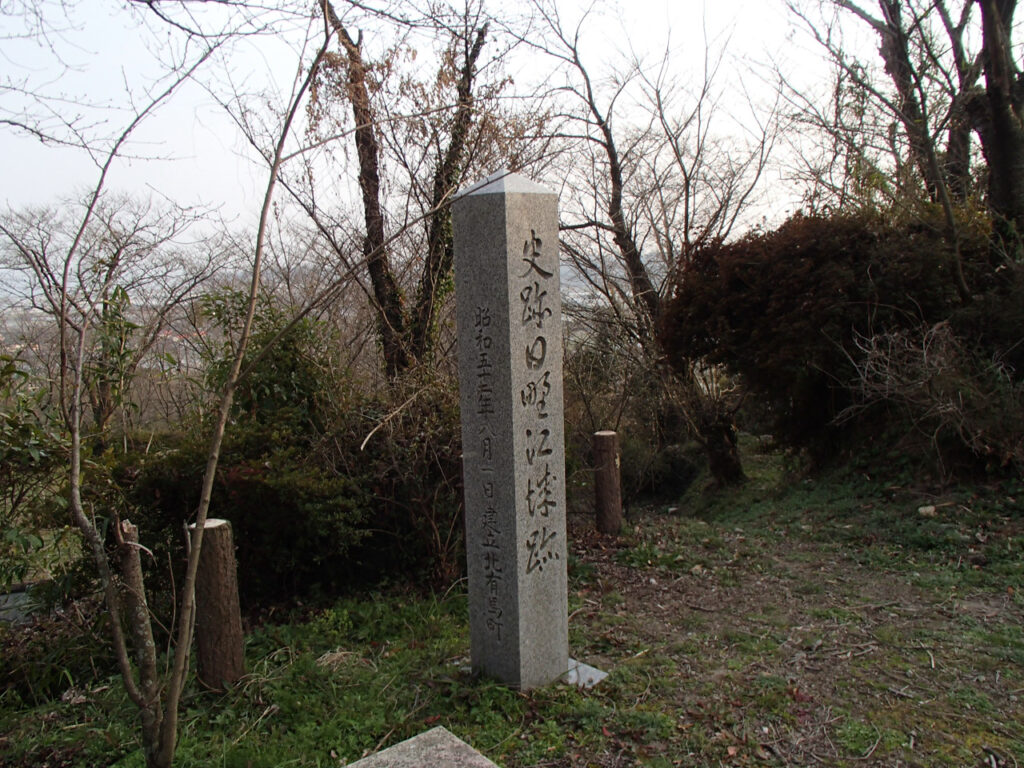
(347, 726, 499, 768)
(566, 657, 608, 688)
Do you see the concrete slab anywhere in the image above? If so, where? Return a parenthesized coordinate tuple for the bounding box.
(0, 586, 37, 625)
(346, 726, 499, 768)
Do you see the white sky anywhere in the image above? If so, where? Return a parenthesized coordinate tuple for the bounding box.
(0, 0, 825, 228)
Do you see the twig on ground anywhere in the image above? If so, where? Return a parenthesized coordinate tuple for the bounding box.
(231, 704, 279, 746)
(685, 602, 717, 612)
(569, 606, 588, 621)
(831, 642, 877, 658)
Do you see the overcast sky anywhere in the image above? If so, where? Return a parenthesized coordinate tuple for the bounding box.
(0, 0, 826, 226)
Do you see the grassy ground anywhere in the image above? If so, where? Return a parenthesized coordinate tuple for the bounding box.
(1, 445, 1022, 767)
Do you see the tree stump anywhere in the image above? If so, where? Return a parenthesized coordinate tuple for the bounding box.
(192, 518, 245, 690)
(594, 430, 622, 534)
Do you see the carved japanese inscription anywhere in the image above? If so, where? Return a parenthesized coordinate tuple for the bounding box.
(515, 229, 560, 575)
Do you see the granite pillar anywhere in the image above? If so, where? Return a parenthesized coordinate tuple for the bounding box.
(453, 170, 568, 690)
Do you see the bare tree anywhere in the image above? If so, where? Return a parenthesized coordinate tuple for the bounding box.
(290, 0, 551, 377)
(0, 195, 223, 444)
(1, 4, 336, 763)
(787, 0, 1024, 294)
(1, 41, 219, 768)
(975, 0, 1024, 259)
(1, 0, 106, 148)
(526, 1, 778, 484)
(787, 2, 978, 204)
(782, 61, 907, 211)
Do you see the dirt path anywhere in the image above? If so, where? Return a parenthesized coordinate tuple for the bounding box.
(566, 507, 1024, 767)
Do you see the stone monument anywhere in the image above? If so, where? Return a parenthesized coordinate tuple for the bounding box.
(453, 170, 568, 690)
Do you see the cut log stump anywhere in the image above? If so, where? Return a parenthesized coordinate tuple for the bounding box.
(191, 518, 245, 690)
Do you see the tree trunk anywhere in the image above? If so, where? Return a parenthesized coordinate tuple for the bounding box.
(410, 24, 489, 363)
(117, 521, 163, 768)
(326, 4, 409, 377)
(192, 519, 245, 691)
(593, 430, 623, 534)
(978, 0, 1024, 263)
(939, 0, 980, 203)
(884, 2, 945, 199)
(698, 418, 745, 487)
(837, 1, 947, 199)
(603, 123, 661, 336)
(945, 106, 973, 202)
(575, 51, 660, 338)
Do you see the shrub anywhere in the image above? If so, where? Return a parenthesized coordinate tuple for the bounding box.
(114, 292, 374, 608)
(837, 321, 1024, 475)
(563, 305, 700, 504)
(331, 368, 464, 587)
(112, 289, 467, 609)
(0, 596, 113, 706)
(201, 289, 327, 431)
(0, 355, 66, 590)
(659, 207, 1013, 468)
(118, 368, 464, 609)
(121, 419, 372, 610)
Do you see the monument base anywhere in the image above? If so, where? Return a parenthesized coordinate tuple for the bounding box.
(454, 655, 609, 690)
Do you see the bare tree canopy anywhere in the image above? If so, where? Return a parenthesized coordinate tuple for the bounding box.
(787, 0, 1024, 284)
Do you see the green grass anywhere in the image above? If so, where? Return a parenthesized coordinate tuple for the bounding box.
(2, 440, 1022, 767)
(2, 591, 648, 767)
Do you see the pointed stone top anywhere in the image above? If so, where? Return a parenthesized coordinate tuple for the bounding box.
(347, 727, 499, 768)
(457, 169, 554, 198)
